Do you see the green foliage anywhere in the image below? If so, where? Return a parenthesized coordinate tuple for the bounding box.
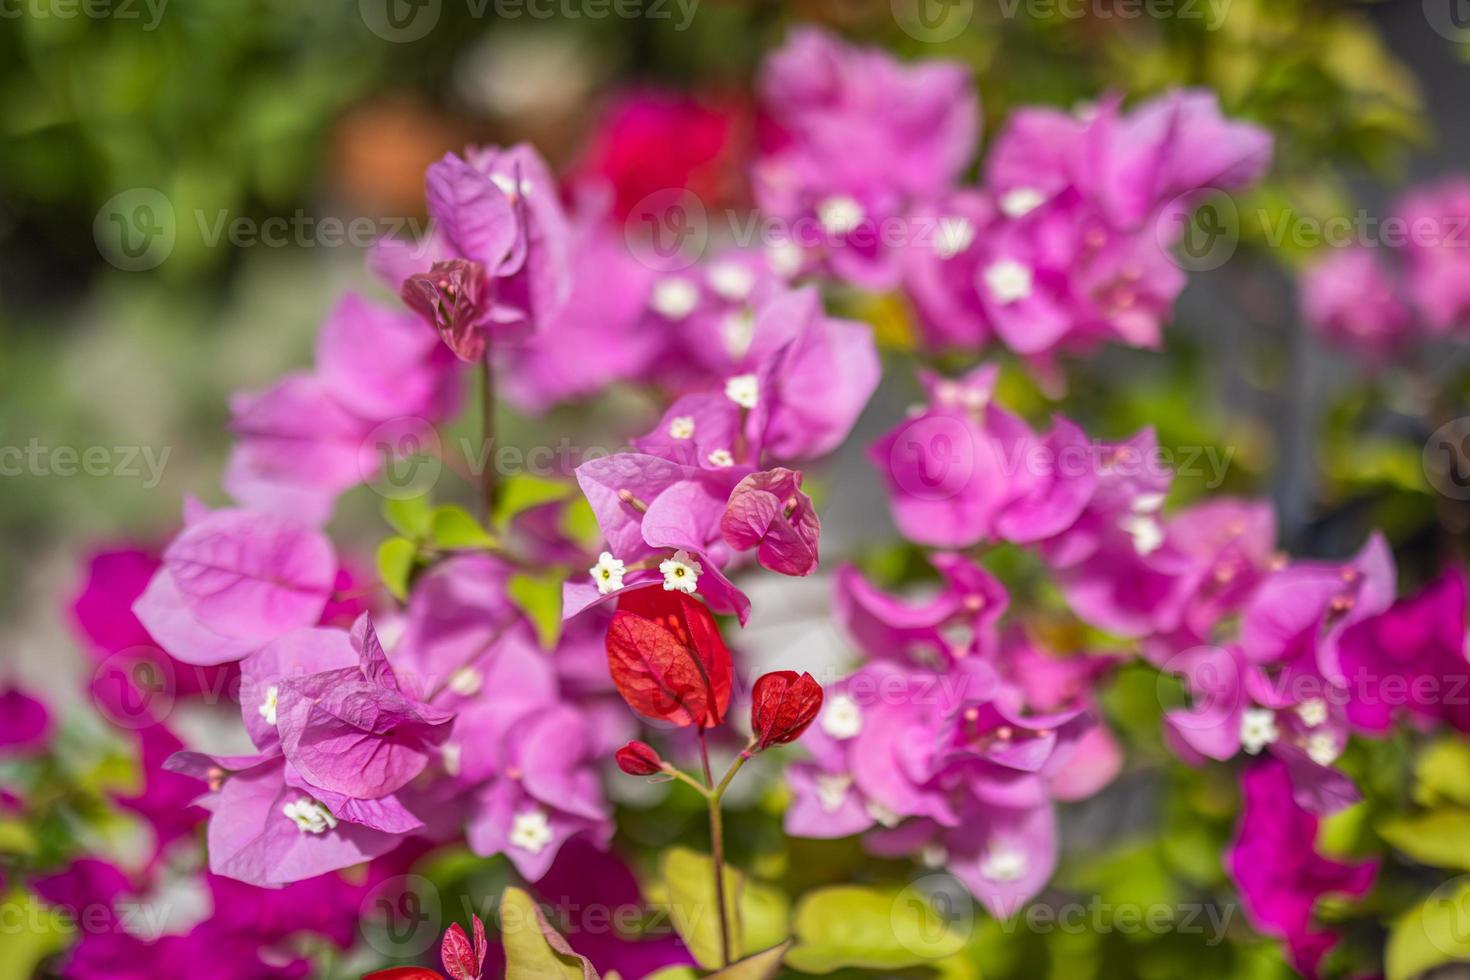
(1385, 879, 1470, 980)
(500, 886, 596, 979)
(659, 847, 790, 971)
(784, 885, 966, 973)
(508, 570, 565, 651)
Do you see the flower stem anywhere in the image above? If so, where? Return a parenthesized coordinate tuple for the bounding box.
(478, 350, 497, 523)
(697, 728, 733, 968)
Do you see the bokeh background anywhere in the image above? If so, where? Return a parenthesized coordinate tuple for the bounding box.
(3, 0, 1470, 976)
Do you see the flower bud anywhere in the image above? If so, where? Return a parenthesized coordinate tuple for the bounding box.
(750, 671, 824, 750)
(615, 740, 665, 776)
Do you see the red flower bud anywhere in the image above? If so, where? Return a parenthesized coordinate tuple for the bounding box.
(750, 670, 824, 750)
(615, 740, 665, 776)
(606, 588, 733, 728)
(402, 258, 489, 362)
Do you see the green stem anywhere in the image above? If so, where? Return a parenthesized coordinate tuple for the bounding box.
(478, 350, 497, 523)
(698, 728, 733, 968)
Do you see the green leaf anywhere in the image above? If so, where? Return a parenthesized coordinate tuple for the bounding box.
(494, 474, 574, 529)
(508, 571, 565, 650)
(784, 885, 966, 974)
(383, 495, 433, 539)
(376, 537, 416, 601)
(1414, 739, 1470, 809)
(431, 504, 497, 550)
(659, 847, 788, 970)
(706, 941, 791, 980)
(1386, 879, 1470, 980)
(1379, 809, 1470, 871)
(500, 885, 597, 979)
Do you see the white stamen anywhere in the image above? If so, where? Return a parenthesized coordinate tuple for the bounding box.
(933, 216, 976, 259)
(980, 845, 1027, 882)
(441, 742, 462, 777)
(668, 416, 696, 440)
(815, 773, 852, 813)
(1000, 187, 1045, 219)
(818, 196, 865, 236)
(509, 809, 554, 854)
(766, 240, 803, 278)
(921, 844, 949, 869)
(706, 449, 735, 468)
(659, 550, 702, 594)
(258, 686, 279, 727)
(651, 277, 700, 320)
(1119, 514, 1165, 556)
(1132, 492, 1167, 514)
(721, 310, 756, 360)
(707, 262, 755, 301)
(283, 798, 337, 834)
(982, 260, 1034, 305)
(1240, 708, 1278, 755)
(820, 694, 863, 740)
(590, 551, 627, 595)
(1306, 732, 1340, 767)
(1296, 698, 1328, 728)
(866, 800, 902, 828)
(447, 666, 483, 697)
(724, 373, 759, 409)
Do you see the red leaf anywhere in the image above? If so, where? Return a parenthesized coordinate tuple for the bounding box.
(606, 590, 732, 728)
(440, 916, 487, 980)
(362, 969, 445, 980)
(751, 670, 824, 750)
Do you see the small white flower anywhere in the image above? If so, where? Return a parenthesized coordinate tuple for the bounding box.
(660, 550, 702, 593)
(721, 309, 756, 359)
(258, 686, 279, 727)
(1306, 732, 1340, 767)
(982, 260, 1034, 305)
(490, 172, 531, 200)
(921, 844, 949, 869)
(706, 449, 735, 468)
(668, 416, 696, 440)
(1295, 698, 1328, 728)
(724, 373, 759, 409)
(441, 742, 462, 778)
(818, 195, 865, 236)
(651, 277, 700, 320)
(1119, 514, 1165, 556)
(979, 845, 1027, 883)
(283, 798, 337, 834)
(866, 800, 902, 828)
(509, 809, 554, 854)
(1240, 708, 1279, 755)
(1000, 187, 1046, 219)
(590, 551, 627, 595)
(820, 694, 863, 740)
(933, 216, 976, 259)
(1132, 492, 1167, 514)
(766, 240, 803, 279)
(447, 666, 483, 697)
(707, 262, 756, 301)
(815, 773, 852, 813)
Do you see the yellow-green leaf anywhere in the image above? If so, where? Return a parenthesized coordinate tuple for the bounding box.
(1386, 879, 1470, 980)
(785, 885, 966, 974)
(1414, 739, 1470, 809)
(495, 474, 575, 529)
(662, 847, 744, 970)
(706, 941, 791, 980)
(431, 504, 497, 550)
(376, 537, 416, 601)
(508, 571, 564, 650)
(1379, 809, 1470, 871)
(383, 495, 433, 539)
(500, 885, 597, 979)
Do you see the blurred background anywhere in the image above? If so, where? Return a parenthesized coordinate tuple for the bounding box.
(2, 1, 1469, 974)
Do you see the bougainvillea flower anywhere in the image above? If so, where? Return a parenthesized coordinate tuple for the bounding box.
(751, 670, 823, 749)
(1300, 246, 1415, 361)
(238, 627, 359, 753)
(720, 468, 820, 576)
(615, 740, 665, 775)
(0, 687, 51, 756)
(315, 291, 461, 422)
(222, 373, 373, 525)
(134, 505, 337, 666)
(1392, 176, 1470, 334)
(275, 616, 453, 800)
(1164, 497, 1278, 643)
(835, 552, 1008, 666)
(1228, 758, 1378, 977)
(605, 588, 733, 728)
